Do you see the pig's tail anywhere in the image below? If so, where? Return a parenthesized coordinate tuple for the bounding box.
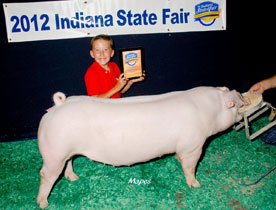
(53, 92, 66, 106)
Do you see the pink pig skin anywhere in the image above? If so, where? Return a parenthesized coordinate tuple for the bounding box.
(37, 86, 248, 209)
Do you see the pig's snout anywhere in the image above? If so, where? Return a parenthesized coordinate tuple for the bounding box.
(233, 91, 251, 108)
(53, 92, 66, 106)
(240, 95, 251, 107)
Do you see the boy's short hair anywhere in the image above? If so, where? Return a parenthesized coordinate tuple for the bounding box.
(90, 34, 114, 50)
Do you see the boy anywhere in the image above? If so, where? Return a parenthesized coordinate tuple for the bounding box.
(84, 34, 145, 98)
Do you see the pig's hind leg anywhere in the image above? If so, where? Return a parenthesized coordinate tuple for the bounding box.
(64, 159, 79, 181)
(176, 147, 202, 188)
(37, 157, 67, 209)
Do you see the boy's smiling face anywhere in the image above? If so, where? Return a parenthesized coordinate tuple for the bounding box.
(90, 39, 114, 70)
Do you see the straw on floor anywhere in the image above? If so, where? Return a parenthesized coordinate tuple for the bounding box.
(1, 117, 276, 210)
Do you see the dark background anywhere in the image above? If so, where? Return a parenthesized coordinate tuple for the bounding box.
(0, 0, 275, 142)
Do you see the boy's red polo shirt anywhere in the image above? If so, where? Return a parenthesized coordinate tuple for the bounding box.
(84, 61, 121, 98)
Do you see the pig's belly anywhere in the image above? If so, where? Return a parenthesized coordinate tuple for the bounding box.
(79, 120, 180, 166)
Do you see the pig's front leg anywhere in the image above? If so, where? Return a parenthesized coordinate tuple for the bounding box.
(176, 147, 202, 188)
(64, 159, 79, 181)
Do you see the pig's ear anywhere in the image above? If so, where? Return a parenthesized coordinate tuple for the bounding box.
(222, 92, 236, 108)
(226, 101, 235, 108)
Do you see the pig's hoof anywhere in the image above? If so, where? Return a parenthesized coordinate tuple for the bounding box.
(70, 174, 80, 181)
(66, 173, 80, 181)
(38, 200, 49, 209)
(187, 179, 201, 188)
(191, 180, 201, 188)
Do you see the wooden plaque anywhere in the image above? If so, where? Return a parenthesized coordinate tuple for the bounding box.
(119, 47, 144, 79)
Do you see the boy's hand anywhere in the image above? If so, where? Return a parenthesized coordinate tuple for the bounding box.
(249, 80, 270, 94)
(128, 71, 146, 84)
(249, 83, 266, 94)
(115, 74, 128, 90)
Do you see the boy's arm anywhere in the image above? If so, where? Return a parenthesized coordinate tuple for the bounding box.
(268, 75, 276, 89)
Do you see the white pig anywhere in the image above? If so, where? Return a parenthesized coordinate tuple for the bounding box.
(37, 86, 249, 209)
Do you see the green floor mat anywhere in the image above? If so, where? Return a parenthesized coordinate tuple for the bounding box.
(1, 117, 276, 210)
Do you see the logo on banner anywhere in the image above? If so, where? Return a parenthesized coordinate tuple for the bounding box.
(125, 52, 138, 66)
(194, 1, 221, 26)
